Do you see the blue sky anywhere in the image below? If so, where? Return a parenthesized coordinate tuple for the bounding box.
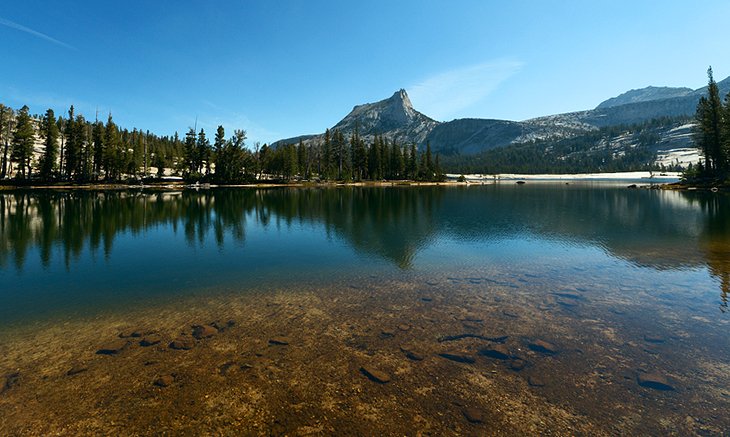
(1, 1, 729, 145)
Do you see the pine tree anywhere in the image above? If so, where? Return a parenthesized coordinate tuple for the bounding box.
(183, 127, 197, 175)
(215, 128, 248, 183)
(0, 105, 15, 179)
(260, 143, 271, 179)
(56, 116, 65, 178)
(213, 125, 225, 175)
(10, 105, 35, 178)
(391, 139, 404, 180)
(322, 128, 334, 180)
(695, 67, 725, 175)
(196, 129, 211, 175)
(39, 109, 59, 180)
(103, 114, 121, 180)
(73, 114, 90, 181)
(352, 127, 367, 181)
(63, 106, 76, 179)
(722, 91, 730, 173)
(434, 154, 445, 181)
(92, 119, 104, 179)
(381, 136, 391, 179)
(424, 142, 434, 181)
(408, 143, 418, 180)
(297, 140, 309, 179)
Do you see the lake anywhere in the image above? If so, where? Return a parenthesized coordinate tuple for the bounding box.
(0, 183, 728, 435)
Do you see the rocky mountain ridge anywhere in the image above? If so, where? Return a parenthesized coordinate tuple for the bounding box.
(274, 76, 730, 164)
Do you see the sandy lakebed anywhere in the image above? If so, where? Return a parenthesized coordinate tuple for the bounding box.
(1, 271, 728, 436)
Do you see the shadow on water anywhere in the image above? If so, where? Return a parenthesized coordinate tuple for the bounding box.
(681, 191, 730, 312)
(1, 184, 729, 309)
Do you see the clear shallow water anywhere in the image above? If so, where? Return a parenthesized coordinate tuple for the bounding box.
(1, 184, 727, 325)
(1, 184, 729, 434)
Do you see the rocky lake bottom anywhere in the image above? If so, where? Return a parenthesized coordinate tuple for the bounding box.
(2, 270, 728, 436)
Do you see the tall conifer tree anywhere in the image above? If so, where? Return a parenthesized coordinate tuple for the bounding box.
(39, 109, 59, 180)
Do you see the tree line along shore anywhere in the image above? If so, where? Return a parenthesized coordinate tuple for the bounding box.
(0, 104, 445, 186)
(2, 68, 729, 188)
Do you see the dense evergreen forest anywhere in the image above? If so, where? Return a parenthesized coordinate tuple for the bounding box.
(688, 67, 730, 184)
(5, 66, 728, 184)
(441, 116, 689, 175)
(0, 104, 444, 185)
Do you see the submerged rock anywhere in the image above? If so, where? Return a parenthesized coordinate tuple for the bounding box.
(169, 337, 194, 350)
(462, 407, 484, 424)
(637, 372, 675, 391)
(268, 336, 290, 346)
(154, 375, 175, 387)
(439, 352, 476, 364)
(557, 298, 579, 308)
(479, 344, 511, 360)
(360, 365, 391, 383)
(219, 362, 238, 376)
(192, 325, 217, 339)
(553, 290, 582, 299)
(509, 359, 527, 371)
(96, 339, 130, 355)
(66, 365, 88, 376)
(528, 375, 545, 387)
(140, 334, 162, 347)
(528, 340, 558, 354)
(461, 322, 482, 331)
(1, 372, 20, 393)
(119, 329, 146, 338)
(400, 345, 425, 361)
(438, 333, 508, 343)
(380, 329, 395, 339)
(210, 319, 236, 332)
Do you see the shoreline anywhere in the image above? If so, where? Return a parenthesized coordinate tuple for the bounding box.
(448, 171, 683, 182)
(0, 171, 685, 190)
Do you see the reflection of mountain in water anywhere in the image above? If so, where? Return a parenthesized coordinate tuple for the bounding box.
(258, 188, 442, 268)
(1, 187, 728, 292)
(438, 184, 711, 270)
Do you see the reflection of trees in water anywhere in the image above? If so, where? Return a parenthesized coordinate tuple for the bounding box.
(0, 188, 443, 271)
(0, 190, 256, 270)
(258, 187, 443, 268)
(682, 192, 730, 312)
(2, 187, 730, 309)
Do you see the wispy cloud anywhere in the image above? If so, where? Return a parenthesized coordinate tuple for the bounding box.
(0, 16, 76, 50)
(408, 59, 524, 120)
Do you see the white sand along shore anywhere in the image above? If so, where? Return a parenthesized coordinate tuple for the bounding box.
(447, 171, 682, 182)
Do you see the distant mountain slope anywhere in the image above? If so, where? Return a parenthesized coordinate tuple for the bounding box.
(273, 76, 730, 170)
(595, 86, 693, 109)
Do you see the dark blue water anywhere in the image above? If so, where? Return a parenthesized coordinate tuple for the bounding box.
(1, 184, 727, 328)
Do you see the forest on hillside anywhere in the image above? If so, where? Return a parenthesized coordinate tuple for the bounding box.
(441, 116, 691, 175)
